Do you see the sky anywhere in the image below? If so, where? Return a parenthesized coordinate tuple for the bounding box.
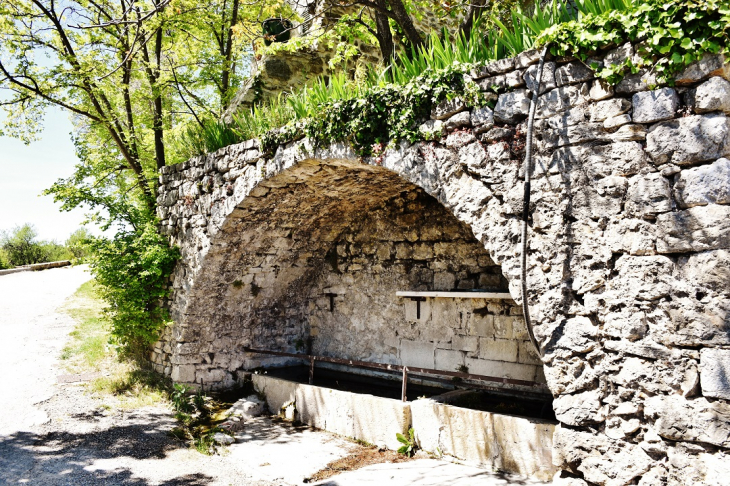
(0, 107, 92, 242)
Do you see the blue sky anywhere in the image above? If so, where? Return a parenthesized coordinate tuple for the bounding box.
(0, 107, 90, 242)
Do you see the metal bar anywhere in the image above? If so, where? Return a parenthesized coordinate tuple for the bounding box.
(309, 356, 315, 385)
(401, 366, 408, 402)
(243, 347, 548, 390)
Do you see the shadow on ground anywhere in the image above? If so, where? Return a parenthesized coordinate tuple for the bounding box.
(0, 410, 212, 486)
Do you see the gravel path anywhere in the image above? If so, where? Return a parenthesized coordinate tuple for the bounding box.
(0, 266, 546, 486)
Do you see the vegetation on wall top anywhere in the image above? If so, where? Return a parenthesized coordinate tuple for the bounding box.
(183, 0, 729, 160)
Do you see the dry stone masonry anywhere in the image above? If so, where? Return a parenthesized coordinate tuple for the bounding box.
(155, 45, 730, 486)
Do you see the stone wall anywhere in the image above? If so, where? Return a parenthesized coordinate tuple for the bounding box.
(156, 46, 730, 485)
(306, 188, 543, 381)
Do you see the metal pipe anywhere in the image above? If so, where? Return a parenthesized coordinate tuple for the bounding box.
(401, 366, 408, 402)
(243, 347, 549, 390)
(521, 45, 552, 359)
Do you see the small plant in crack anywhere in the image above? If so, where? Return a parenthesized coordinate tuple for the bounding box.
(396, 428, 417, 457)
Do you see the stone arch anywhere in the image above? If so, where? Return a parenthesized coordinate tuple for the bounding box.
(165, 145, 546, 390)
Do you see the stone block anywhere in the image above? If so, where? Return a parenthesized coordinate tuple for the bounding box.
(352, 394, 411, 450)
(435, 348, 465, 371)
(517, 340, 542, 365)
(694, 76, 730, 114)
(555, 61, 595, 87)
(553, 388, 607, 426)
(674, 158, 730, 208)
(404, 299, 431, 322)
(589, 79, 614, 101)
(477, 70, 525, 92)
(700, 348, 730, 400)
(468, 314, 494, 337)
(625, 172, 672, 218)
(604, 114, 631, 129)
(400, 340, 435, 369)
(478, 338, 518, 362)
(171, 364, 197, 383)
(644, 395, 730, 448)
(656, 204, 730, 253)
(492, 315, 515, 339)
(523, 61, 556, 94)
(646, 113, 730, 166)
(470, 106, 494, 129)
(431, 98, 467, 120)
(590, 98, 631, 122)
(536, 84, 591, 119)
(616, 69, 657, 94)
(452, 335, 479, 353)
(252, 374, 297, 415)
(494, 89, 531, 123)
(632, 88, 679, 124)
(516, 48, 541, 68)
(296, 384, 354, 438)
(675, 52, 729, 86)
(465, 358, 538, 381)
(680, 249, 730, 292)
(485, 57, 515, 74)
(444, 111, 471, 130)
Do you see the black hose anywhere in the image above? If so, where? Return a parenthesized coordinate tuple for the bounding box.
(521, 45, 551, 359)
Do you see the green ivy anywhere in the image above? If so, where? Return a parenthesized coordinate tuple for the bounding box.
(538, 0, 730, 84)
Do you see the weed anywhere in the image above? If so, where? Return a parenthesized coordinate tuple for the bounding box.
(396, 428, 417, 457)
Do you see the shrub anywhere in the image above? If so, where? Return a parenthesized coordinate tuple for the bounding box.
(87, 220, 179, 353)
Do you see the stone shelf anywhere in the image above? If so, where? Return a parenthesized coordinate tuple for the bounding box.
(396, 291, 512, 299)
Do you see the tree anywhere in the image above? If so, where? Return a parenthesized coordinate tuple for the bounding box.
(66, 227, 93, 260)
(1, 224, 47, 266)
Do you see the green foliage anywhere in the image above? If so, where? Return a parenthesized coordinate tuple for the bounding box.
(65, 228, 93, 262)
(538, 0, 730, 84)
(0, 223, 74, 266)
(396, 428, 417, 457)
(87, 219, 179, 352)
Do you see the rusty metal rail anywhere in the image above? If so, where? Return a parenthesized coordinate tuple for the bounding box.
(243, 347, 550, 401)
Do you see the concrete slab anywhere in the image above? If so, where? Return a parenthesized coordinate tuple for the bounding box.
(311, 459, 549, 485)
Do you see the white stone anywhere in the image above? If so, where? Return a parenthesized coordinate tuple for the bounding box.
(590, 98, 631, 122)
(694, 76, 730, 114)
(656, 204, 730, 252)
(553, 388, 607, 426)
(625, 172, 672, 218)
(400, 340, 434, 369)
(444, 111, 471, 130)
(523, 61, 556, 94)
(700, 348, 730, 400)
(555, 62, 595, 87)
(431, 98, 467, 120)
(674, 158, 730, 208)
(494, 89, 530, 123)
(604, 114, 631, 129)
(632, 88, 679, 123)
(478, 338, 518, 362)
(646, 113, 730, 166)
(469, 106, 494, 128)
(589, 79, 614, 101)
(212, 432, 234, 445)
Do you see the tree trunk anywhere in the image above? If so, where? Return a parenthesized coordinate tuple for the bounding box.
(387, 0, 423, 49)
(374, 0, 394, 62)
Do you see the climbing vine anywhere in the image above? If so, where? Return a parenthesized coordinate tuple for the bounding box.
(538, 0, 730, 84)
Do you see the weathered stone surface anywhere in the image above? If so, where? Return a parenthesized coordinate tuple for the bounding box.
(431, 98, 467, 120)
(156, 47, 730, 486)
(603, 114, 631, 129)
(494, 89, 531, 123)
(589, 79, 614, 101)
(674, 158, 730, 208)
(485, 56, 515, 74)
(656, 204, 730, 252)
(524, 61, 556, 94)
(536, 84, 590, 119)
(700, 348, 730, 400)
(444, 111, 471, 130)
(632, 88, 679, 123)
(644, 395, 730, 448)
(470, 106, 494, 129)
(616, 69, 657, 94)
(553, 389, 606, 426)
(590, 98, 631, 122)
(625, 172, 672, 218)
(555, 62, 595, 87)
(229, 394, 265, 417)
(478, 70, 525, 91)
(675, 53, 729, 86)
(646, 114, 730, 165)
(694, 76, 730, 114)
(418, 119, 444, 139)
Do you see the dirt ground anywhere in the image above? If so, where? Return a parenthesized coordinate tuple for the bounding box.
(0, 266, 546, 486)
